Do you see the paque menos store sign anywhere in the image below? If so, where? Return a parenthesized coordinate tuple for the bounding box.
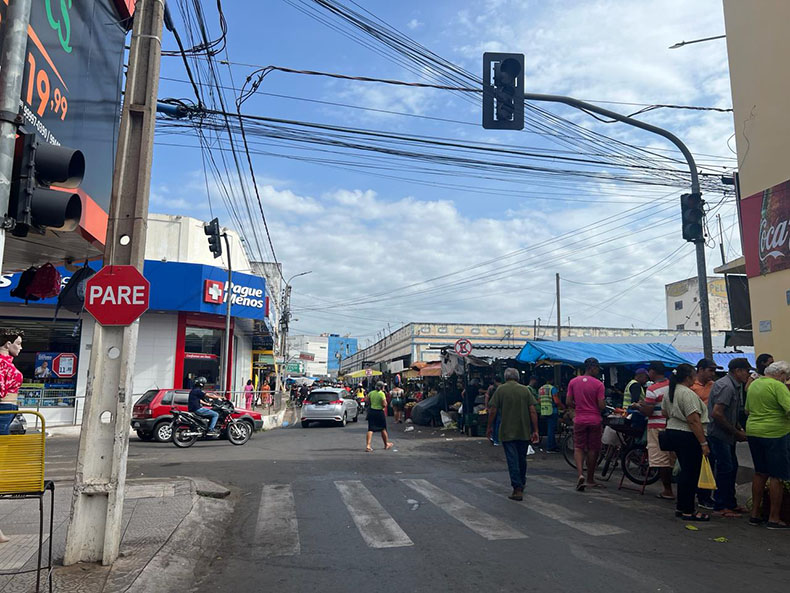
(0, 261, 269, 321)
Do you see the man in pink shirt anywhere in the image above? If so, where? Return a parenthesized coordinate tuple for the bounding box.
(567, 357, 606, 491)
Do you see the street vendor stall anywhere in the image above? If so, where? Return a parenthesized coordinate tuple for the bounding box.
(516, 341, 690, 367)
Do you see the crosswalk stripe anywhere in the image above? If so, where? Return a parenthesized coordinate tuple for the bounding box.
(256, 485, 300, 556)
(335, 481, 413, 549)
(529, 474, 658, 515)
(402, 478, 527, 540)
(468, 477, 627, 536)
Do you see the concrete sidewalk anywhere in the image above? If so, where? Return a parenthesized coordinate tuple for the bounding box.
(0, 477, 232, 592)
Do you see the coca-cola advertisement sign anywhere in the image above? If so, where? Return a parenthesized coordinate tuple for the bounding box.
(741, 179, 790, 278)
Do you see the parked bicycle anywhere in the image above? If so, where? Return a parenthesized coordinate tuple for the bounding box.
(560, 409, 659, 486)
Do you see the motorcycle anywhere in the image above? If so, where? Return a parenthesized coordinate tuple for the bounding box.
(170, 398, 252, 448)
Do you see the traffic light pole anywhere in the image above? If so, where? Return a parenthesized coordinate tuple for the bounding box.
(0, 0, 33, 268)
(522, 92, 713, 360)
(64, 0, 164, 566)
(222, 231, 232, 392)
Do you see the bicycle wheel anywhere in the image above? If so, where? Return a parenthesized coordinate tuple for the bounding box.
(622, 444, 660, 485)
(561, 432, 576, 469)
(599, 445, 620, 480)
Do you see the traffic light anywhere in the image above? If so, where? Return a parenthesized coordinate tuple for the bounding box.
(204, 217, 222, 258)
(9, 128, 84, 237)
(483, 52, 524, 130)
(680, 192, 705, 242)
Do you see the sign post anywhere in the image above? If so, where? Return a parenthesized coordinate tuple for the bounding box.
(64, 0, 163, 567)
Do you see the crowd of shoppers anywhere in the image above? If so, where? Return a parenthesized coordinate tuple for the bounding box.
(480, 351, 790, 530)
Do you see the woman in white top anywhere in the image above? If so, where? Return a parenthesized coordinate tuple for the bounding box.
(663, 363, 711, 521)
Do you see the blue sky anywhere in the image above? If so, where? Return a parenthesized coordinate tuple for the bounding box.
(151, 0, 738, 343)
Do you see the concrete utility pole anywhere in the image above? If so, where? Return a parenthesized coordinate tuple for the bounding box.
(523, 93, 713, 360)
(556, 273, 561, 342)
(222, 231, 232, 392)
(64, 0, 164, 566)
(0, 0, 33, 269)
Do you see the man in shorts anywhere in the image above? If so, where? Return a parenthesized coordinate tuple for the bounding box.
(567, 357, 606, 491)
(636, 361, 674, 500)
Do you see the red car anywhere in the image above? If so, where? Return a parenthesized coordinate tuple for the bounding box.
(131, 389, 263, 442)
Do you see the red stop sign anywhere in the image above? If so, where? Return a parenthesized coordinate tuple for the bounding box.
(85, 265, 150, 326)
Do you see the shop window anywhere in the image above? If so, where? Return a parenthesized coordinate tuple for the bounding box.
(13, 318, 81, 409)
(183, 326, 223, 389)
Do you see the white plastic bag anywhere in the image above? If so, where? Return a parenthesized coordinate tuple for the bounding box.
(440, 410, 454, 428)
(527, 445, 536, 455)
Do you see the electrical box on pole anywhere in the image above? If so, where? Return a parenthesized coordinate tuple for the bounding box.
(204, 217, 223, 258)
(680, 192, 705, 242)
(482, 52, 525, 130)
(9, 128, 84, 237)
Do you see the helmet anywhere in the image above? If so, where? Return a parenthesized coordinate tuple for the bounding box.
(194, 377, 207, 387)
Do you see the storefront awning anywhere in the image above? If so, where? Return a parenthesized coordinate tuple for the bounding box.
(516, 341, 689, 366)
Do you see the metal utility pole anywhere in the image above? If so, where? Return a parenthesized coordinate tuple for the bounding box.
(64, 0, 164, 566)
(556, 273, 561, 341)
(0, 0, 33, 268)
(222, 232, 232, 392)
(521, 92, 713, 360)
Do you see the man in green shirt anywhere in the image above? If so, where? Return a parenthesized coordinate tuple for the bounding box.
(745, 361, 790, 529)
(486, 368, 539, 501)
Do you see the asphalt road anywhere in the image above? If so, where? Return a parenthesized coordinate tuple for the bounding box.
(44, 419, 790, 593)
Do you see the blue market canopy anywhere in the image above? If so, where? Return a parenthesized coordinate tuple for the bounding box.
(516, 341, 689, 366)
(679, 352, 756, 369)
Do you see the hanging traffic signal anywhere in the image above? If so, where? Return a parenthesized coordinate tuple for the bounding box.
(9, 128, 84, 237)
(204, 217, 222, 258)
(680, 192, 705, 242)
(483, 52, 525, 130)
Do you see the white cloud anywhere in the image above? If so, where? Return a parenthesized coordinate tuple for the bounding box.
(407, 18, 423, 30)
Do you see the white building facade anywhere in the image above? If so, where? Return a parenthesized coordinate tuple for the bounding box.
(665, 276, 732, 331)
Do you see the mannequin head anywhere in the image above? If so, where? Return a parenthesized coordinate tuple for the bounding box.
(0, 328, 24, 358)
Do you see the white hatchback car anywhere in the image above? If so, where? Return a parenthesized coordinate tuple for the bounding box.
(301, 388, 359, 428)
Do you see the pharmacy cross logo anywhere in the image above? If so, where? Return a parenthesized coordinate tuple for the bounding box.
(204, 279, 224, 304)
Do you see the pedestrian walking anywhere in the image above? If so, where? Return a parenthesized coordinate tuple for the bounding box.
(261, 380, 272, 407)
(390, 385, 405, 423)
(745, 361, 790, 529)
(244, 379, 255, 409)
(663, 363, 711, 522)
(366, 381, 393, 452)
(538, 377, 562, 452)
(746, 353, 774, 391)
(567, 357, 606, 491)
(708, 358, 751, 517)
(486, 368, 539, 501)
(635, 362, 675, 500)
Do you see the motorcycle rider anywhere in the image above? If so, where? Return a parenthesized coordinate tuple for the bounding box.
(188, 377, 221, 436)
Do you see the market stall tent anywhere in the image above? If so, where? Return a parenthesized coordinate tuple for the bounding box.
(679, 352, 755, 368)
(516, 341, 689, 366)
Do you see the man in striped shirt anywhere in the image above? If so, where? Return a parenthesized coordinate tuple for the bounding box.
(635, 361, 675, 500)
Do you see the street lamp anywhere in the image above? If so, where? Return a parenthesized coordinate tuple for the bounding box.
(669, 34, 725, 49)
